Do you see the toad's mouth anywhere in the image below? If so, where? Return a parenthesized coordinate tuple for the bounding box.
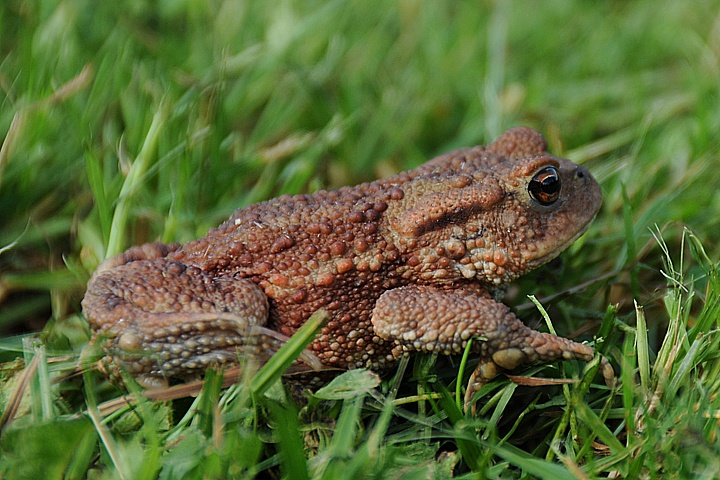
(525, 210, 599, 271)
(448, 216, 598, 286)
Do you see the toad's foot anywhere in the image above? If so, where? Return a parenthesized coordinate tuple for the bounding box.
(371, 285, 614, 411)
(82, 243, 318, 387)
(464, 334, 614, 409)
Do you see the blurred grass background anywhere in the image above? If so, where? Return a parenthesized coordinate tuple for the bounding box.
(1, 0, 720, 477)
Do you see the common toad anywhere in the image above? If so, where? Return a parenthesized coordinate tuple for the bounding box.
(82, 127, 612, 404)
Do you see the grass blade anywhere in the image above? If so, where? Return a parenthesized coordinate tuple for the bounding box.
(250, 309, 327, 398)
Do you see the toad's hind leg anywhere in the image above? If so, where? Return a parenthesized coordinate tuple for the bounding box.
(371, 285, 613, 410)
(82, 244, 283, 387)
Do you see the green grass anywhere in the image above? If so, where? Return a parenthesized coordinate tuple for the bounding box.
(2, 0, 720, 477)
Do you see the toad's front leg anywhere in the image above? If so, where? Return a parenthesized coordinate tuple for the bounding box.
(82, 243, 303, 388)
(371, 285, 613, 409)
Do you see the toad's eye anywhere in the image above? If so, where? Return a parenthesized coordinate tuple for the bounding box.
(528, 166, 561, 206)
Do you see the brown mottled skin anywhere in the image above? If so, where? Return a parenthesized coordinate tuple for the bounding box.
(82, 127, 613, 403)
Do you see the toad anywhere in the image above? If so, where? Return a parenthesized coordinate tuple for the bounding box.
(82, 126, 613, 405)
